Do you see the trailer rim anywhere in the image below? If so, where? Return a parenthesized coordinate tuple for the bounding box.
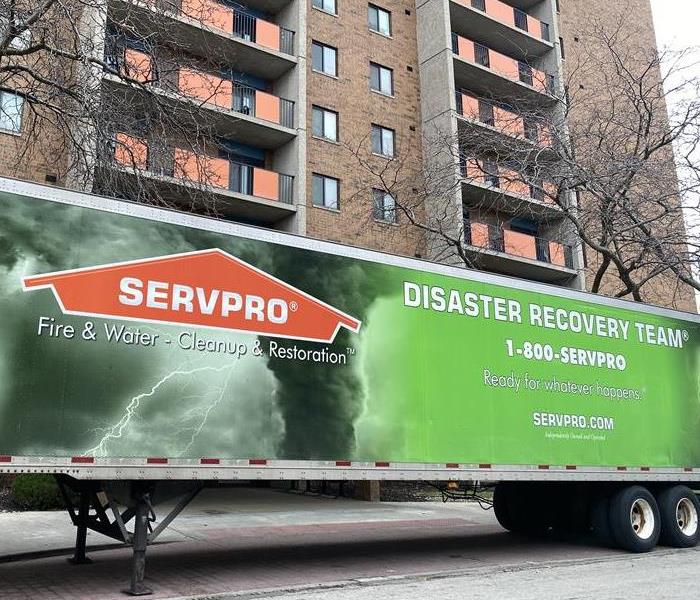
(675, 498, 698, 537)
(630, 498, 655, 540)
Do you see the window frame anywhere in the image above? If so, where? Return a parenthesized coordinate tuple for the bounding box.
(312, 173, 340, 210)
(369, 62, 394, 96)
(372, 188, 397, 223)
(370, 123, 395, 158)
(0, 90, 25, 134)
(368, 4, 392, 36)
(312, 0, 337, 16)
(311, 40, 338, 77)
(311, 105, 339, 142)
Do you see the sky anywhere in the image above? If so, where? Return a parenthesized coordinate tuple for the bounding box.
(650, 1, 700, 55)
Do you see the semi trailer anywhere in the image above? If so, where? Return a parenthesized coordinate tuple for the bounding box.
(1, 177, 700, 594)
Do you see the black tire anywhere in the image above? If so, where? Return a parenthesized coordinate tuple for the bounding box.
(493, 482, 550, 535)
(657, 486, 700, 548)
(493, 482, 516, 532)
(590, 492, 615, 547)
(608, 485, 660, 552)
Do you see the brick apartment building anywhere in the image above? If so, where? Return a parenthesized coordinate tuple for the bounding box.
(0, 0, 695, 310)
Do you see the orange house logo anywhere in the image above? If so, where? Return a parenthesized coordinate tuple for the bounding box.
(22, 249, 361, 343)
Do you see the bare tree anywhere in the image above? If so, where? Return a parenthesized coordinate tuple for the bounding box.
(0, 0, 288, 215)
(345, 9, 700, 308)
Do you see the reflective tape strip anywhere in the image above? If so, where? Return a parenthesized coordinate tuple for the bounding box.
(200, 458, 220, 465)
(375, 461, 390, 467)
(249, 459, 267, 465)
(147, 457, 168, 464)
(336, 461, 352, 467)
(71, 456, 94, 464)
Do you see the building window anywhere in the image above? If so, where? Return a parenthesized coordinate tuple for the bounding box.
(371, 124, 395, 157)
(559, 36, 566, 60)
(311, 41, 337, 77)
(312, 105, 338, 141)
(0, 91, 24, 133)
(368, 4, 391, 36)
(312, 0, 337, 15)
(312, 173, 339, 209)
(1, 16, 32, 50)
(370, 62, 393, 96)
(373, 189, 397, 223)
(555, 0, 560, 12)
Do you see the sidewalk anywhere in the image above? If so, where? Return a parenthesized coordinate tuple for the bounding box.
(0, 487, 490, 560)
(0, 487, 615, 600)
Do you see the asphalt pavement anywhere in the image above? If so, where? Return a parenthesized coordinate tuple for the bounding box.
(0, 486, 698, 599)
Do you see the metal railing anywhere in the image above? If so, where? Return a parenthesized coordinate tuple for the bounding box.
(518, 62, 533, 86)
(464, 219, 574, 268)
(540, 22, 551, 42)
(280, 98, 294, 128)
(280, 28, 294, 55)
(475, 42, 490, 67)
(231, 12, 295, 56)
(279, 173, 294, 204)
(513, 8, 528, 32)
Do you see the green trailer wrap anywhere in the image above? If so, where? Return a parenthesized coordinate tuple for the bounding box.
(1, 180, 699, 471)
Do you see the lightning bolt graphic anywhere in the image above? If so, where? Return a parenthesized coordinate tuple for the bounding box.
(180, 366, 236, 456)
(84, 364, 232, 457)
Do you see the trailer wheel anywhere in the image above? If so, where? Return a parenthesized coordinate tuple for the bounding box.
(493, 483, 549, 535)
(493, 482, 517, 532)
(609, 486, 660, 552)
(657, 486, 700, 548)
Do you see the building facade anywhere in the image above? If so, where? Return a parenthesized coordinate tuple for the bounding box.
(0, 0, 695, 310)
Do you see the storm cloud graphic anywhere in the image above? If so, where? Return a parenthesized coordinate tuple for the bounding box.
(0, 192, 392, 460)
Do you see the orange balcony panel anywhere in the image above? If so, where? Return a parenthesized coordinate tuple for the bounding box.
(122, 48, 152, 83)
(256, 19, 280, 52)
(549, 241, 566, 266)
(253, 167, 279, 200)
(470, 222, 490, 248)
(181, 0, 233, 32)
(532, 67, 550, 93)
(499, 169, 530, 197)
(543, 182, 557, 202)
(460, 93, 480, 120)
(485, 0, 515, 27)
(490, 51, 520, 81)
(538, 125, 554, 147)
(255, 90, 281, 124)
(456, 36, 475, 62)
(464, 159, 484, 183)
(494, 106, 524, 137)
(173, 149, 229, 189)
(178, 69, 232, 109)
(114, 133, 148, 169)
(527, 15, 541, 38)
(504, 229, 537, 260)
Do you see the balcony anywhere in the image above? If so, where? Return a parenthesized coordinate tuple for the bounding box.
(452, 33, 556, 103)
(105, 47, 296, 148)
(108, 133, 296, 223)
(455, 91, 553, 147)
(464, 219, 576, 282)
(109, 0, 297, 79)
(449, 0, 552, 59)
(462, 157, 558, 210)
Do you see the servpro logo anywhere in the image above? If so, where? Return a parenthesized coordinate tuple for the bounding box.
(21, 249, 361, 343)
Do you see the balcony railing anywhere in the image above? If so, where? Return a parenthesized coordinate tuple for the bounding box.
(464, 219, 573, 268)
(462, 157, 557, 204)
(463, 0, 551, 42)
(452, 33, 555, 95)
(179, 0, 295, 55)
(111, 133, 294, 204)
(111, 48, 295, 127)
